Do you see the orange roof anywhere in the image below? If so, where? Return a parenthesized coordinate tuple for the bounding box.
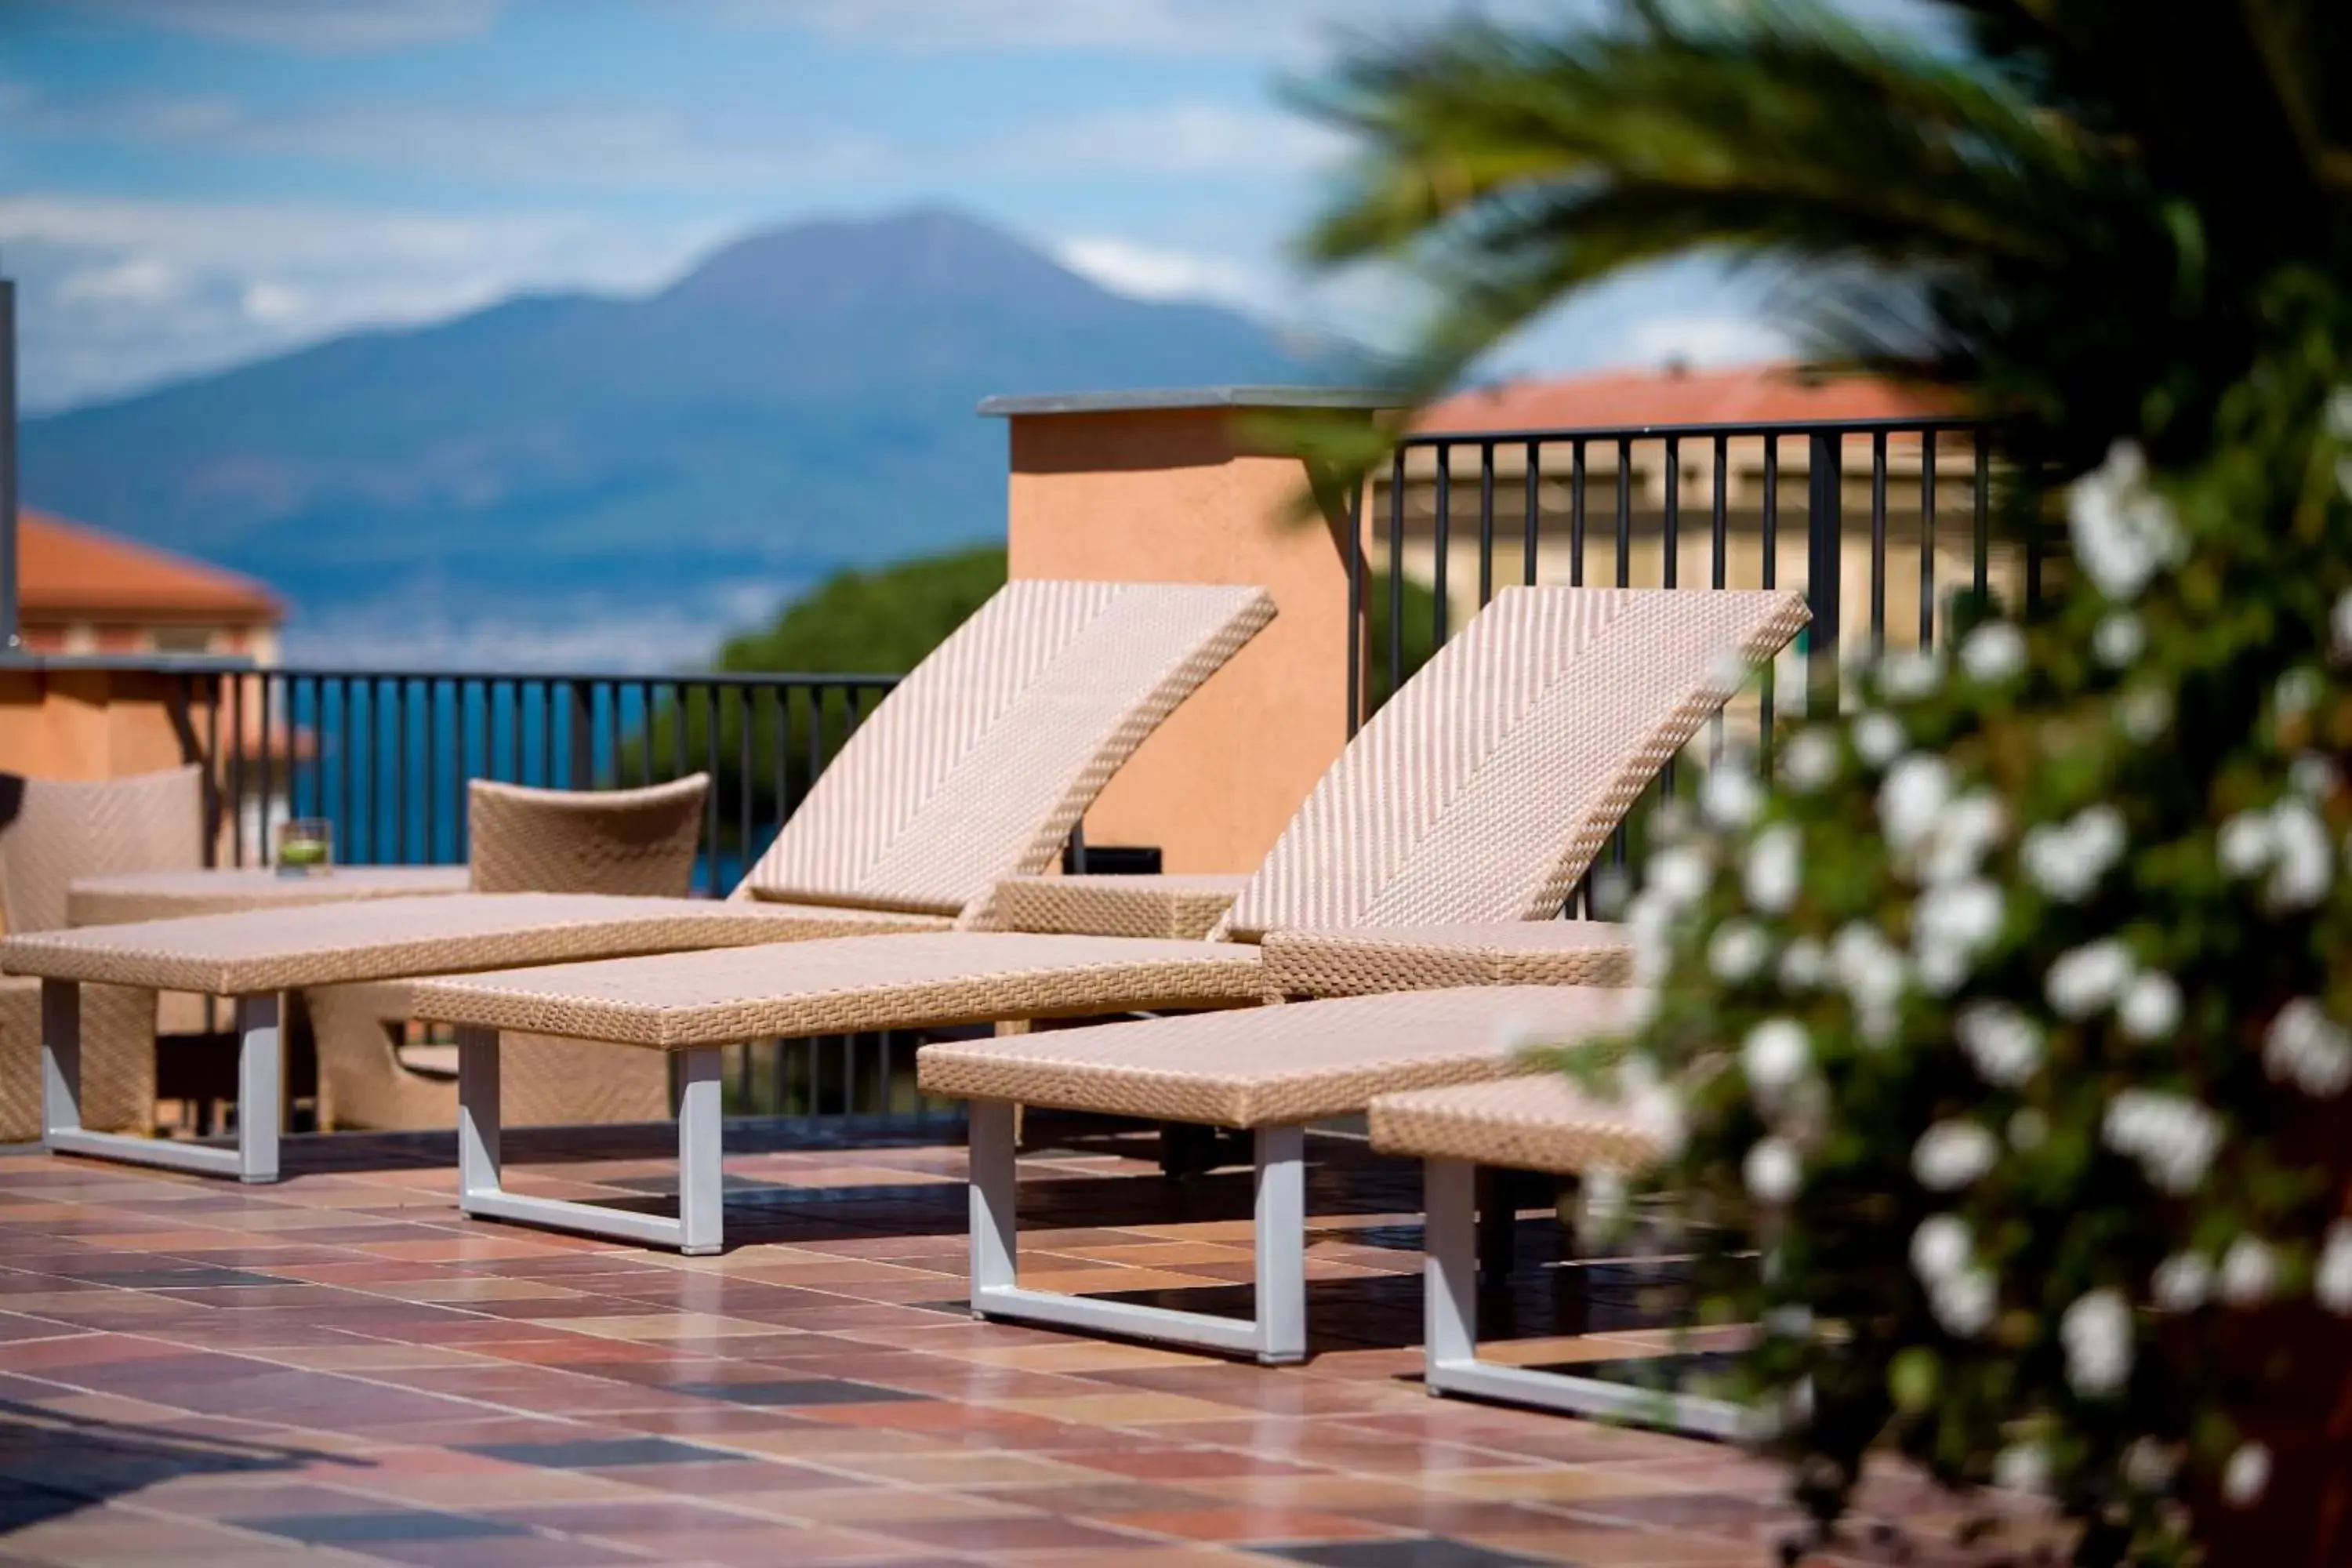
(16, 509, 281, 624)
(1414, 361, 1954, 436)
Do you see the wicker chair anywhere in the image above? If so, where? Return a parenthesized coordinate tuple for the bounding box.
(0, 766, 205, 1141)
(307, 775, 708, 1131)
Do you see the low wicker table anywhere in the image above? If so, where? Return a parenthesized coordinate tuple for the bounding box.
(0, 893, 946, 1183)
(67, 866, 470, 927)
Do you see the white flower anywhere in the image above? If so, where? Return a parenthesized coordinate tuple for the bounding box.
(2264, 999, 2352, 1098)
(2329, 386, 2352, 441)
(1911, 1214, 1973, 1284)
(1919, 790, 2008, 884)
(1700, 761, 1762, 829)
(1743, 825, 1802, 914)
(1617, 1052, 1686, 1158)
(1960, 622, 2027, 684)
(2223, 1443, 2271, 1507)
(2278, 667, 2323, 715)
(2117, 973, 2183, 1040)
(2021, 805, 2126, 902)
(1913, 879, 2005, 993)
(2292, 755, 2336, 800)
(2218, 808, 2278, 878)
(1646, 844, 1711, 909)
(1877, 754, 1952, 854)
(1777, 936, 1826, 989)
(1626, 890, 1679, 985)
(1779, 728, 1841, 793)
(1878, 648, 1944, 702)
(2124, 1439, 2177, 1494)
(2220, 1236, 2276, 1307)
(2315, 1221, 2352, 1315)
(2103, 1090, 2223, 1194)
(2067, 441, 2183, 601)
(2335, 591, 2352, 660)
(1832, 922, 1908, 1029)
(1913, 1120, 1998, 1191)
(2046, 939, 2134, 1018)
(2266, 800, 2333, 909)
(1762, 1304, 1815, 1341)
(1742, 1018, 1811, 1098)
(1707, 920, 1769, 982)
(1994, 1443, 2049, 1496)
(2117, 685, 2171, 741)
(1853, 710, 1906, 768)
(1744, 1137, 1802, 1204)
(2152, 1252, 2213, 1312)
(2060, 1287, 2133, 1396)
(1931, 1267, 1997, 1338)
(2092, 612, 2144, 668)
(1956, 1002, 2043, 1087)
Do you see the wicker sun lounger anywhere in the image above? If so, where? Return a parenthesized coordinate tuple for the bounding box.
(395, 586, 1806, 1258)
(0, 580, 1277, 1182)
(924, 987, 1639, 1363)
(1367, 1074, 1746, 1435)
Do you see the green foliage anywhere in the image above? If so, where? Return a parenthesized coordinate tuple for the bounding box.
(1304, 2, 2352, 1561)
(716, 546, 1011, 677)
(625, 549, 1007, 845)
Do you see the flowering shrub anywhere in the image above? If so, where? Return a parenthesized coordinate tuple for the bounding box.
(1564, 285, 2352, 1564)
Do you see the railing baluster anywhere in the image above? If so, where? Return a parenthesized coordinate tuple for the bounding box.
(737, 687, 753, 890)
(423, 677, 437, 864)
(1921, 428, 1938, 647)
(702, 684, 721, 898)
(1662, 434, 1680, 590)
(1432, 444, 1451, 644)
(1870, 430, 1889, 651)
(1762, 435, 1780, 764)
(1711, 434, 1729, 590)
(1522, 441, 1541, 588)
(1386, 449, 1406, 706)
(1806, 431, 1844, 713)
(1570, 439, 1586, 588)
(1613, 436, 1632, 589)
(1345, 481, 1365, 736)
(258, 672, 274, 865)
(1476, 440, 1495, 608)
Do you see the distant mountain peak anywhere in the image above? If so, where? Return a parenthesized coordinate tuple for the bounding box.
(660, 205, 1102, 317)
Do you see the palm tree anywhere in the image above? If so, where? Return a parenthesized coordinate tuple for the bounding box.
(1300, 0, 2352, 478)
(1297, 7, 2352, 1565)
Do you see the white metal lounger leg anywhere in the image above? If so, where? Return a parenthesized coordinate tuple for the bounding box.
(969, 1105, 1309, 1365)
(457, 1029, 727, 1255)
(43, 979, 276, 1181)
(1420, 1156, 1748, 1439)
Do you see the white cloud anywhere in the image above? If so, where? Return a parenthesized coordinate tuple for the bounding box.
(698, 0, 1457, 60)
(73, 0, 505, 56)
(1622, 313, 1791, 368)
(1054, 236, 1263, 306)
(990, 103, 1341, 177)
(2, 194, 728, 410)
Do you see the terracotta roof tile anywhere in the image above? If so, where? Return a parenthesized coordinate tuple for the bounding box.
(17, 510, 281, 623)
(1414, 361, 1954, 436)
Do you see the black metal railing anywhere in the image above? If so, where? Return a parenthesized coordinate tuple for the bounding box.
(136, 660, 942, 1122)
(1350, 412, 2016, 906)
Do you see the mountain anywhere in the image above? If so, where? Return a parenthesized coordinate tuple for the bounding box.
(20, 209, 1338, 665)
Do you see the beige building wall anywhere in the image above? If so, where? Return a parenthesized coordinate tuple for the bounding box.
(997, 394, 1373, 873)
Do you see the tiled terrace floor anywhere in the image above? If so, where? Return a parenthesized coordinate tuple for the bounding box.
(0, 1118, 2056, 1567)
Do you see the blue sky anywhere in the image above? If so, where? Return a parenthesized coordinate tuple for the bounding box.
(2, 0, 1788, 413)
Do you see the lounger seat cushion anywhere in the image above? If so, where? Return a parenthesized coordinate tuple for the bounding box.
(409, 932, 1267, 1048)
(918, 985, 1635, 1129)
(0, 893, 950, 996)
(1368, 1073, 1668, 1176)
(993, 874, 1246, 940)
(1261, 920, 1635, 998)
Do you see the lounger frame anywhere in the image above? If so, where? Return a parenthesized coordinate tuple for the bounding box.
(42, 977, 280, 1182)
(965, 1099, 1308, 1363)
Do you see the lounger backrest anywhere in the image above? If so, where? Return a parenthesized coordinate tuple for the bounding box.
(739, 580, 1276, 924)
(1215, 586, 1808, 942)
(0, 764, 205, 936)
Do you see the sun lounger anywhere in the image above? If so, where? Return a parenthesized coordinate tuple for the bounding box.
(0, 580, 1276, 1181)
(923, 987, 1637, 1363)
(395, 586, 1806, 1256)
(1365, 1074, 1747, 1435)
(1260, 920, 1637, 997)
